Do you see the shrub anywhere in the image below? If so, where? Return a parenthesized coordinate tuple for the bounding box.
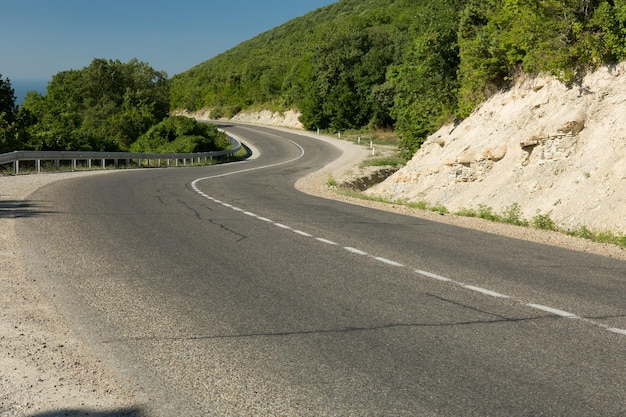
(502, 203, 528, 226)
(130, 116, 229, 153)
(532, 212, 558, 231)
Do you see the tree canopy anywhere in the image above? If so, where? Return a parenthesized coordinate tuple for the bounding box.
(171, 0, 626, 156)
(21, 58, 170, 151)
(0, 74, 28, 153)
(5, 1, 626, 157)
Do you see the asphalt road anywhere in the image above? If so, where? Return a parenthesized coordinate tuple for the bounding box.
(20, 124, 626, 416)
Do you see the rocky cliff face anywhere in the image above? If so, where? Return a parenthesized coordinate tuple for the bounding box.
(368, 63, 626, 234)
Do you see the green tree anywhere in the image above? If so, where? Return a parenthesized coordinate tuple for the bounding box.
(0, 74, 30, 153)
(390, 0, 463, 156)
(22, 58, 169, 151)
(0, 74, 17, 122)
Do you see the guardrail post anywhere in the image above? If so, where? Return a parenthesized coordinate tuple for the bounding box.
(14, 160, 19, 175)
(36, 160, 41, 173)
(72, 159, 77, 171)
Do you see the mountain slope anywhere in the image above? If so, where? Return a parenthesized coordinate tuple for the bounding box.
(169, 0, 461, 144)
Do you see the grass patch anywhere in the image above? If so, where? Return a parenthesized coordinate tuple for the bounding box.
(406, 200, 429, 210)
(330, 190, 626, 249)
(361, 154, 406, 168)
(568, 226, 626, 247)
(329, 128, 401, 147)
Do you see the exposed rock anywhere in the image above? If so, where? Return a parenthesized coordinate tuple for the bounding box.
(557, 120, 585, 135)
(339, 167, 398, 191)
(367, 63, 626, 234)
(174, 109, 305, 129)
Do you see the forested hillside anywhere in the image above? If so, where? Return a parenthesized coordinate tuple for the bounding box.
(170, 0, 626, 157)
(3, 0, 626, 156)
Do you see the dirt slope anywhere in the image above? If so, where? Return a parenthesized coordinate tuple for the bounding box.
(368, 63, 626, 234)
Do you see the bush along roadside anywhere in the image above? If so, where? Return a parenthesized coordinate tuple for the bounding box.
(341, 192, 626, 249)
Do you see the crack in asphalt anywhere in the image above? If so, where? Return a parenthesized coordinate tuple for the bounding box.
(103, 315, 546, 344)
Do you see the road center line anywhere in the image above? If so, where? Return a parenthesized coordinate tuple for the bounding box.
(344, 247, 368, 256)
(526, 304, 579, 318)
(190, 135, 624, 338)
(316, 238, 338, 245)
(463, 285, 510, 298)
(374, 257, 405, 267)
(415, 270, 454, 282)
(294, 230, 313, 237)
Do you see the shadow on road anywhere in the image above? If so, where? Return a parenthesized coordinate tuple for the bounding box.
(26, 408, 146, 417)
(0, 199, 55, 219)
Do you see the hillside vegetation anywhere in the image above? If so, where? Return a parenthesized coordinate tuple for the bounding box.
(1, 59, 228, 153)
(3, 0, 626, 157)
(170, 0, 626, 157)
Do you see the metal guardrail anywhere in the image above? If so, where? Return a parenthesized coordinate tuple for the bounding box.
(0, 133, 242, 175)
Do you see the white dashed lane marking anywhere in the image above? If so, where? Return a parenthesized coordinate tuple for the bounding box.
(191, 174, 625, 338)
(464, 285, 511, 299)
(316, 238, 338, 245)
(344, 247, 368, 256)
(374, 257, 405, 267)
(526, 304, 579, 318)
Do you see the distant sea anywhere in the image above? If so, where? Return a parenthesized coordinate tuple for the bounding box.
(11, 79, 48, 105)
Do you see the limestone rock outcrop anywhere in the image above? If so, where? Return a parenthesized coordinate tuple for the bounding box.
(368, 63, 626, 233)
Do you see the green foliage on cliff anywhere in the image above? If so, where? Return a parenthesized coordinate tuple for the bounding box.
(457, 0, 626, 116)
(171, 0, 626, 156)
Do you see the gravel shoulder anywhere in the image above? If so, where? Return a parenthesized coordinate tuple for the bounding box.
(1, 171, 142, 417)
(1, 131, 624, 415)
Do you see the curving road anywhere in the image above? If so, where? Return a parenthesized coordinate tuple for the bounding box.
(19, 124, 626, 416)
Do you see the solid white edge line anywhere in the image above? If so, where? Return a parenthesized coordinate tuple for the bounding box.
(607, 328, 626, 336)
(274, 223, 291, 230)
(257, 217, 273, 222)
(526, 303, 579, 318)
(463, 285, 510, 298)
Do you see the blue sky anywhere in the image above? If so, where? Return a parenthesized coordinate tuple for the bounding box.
(1, 0, 337, 82)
